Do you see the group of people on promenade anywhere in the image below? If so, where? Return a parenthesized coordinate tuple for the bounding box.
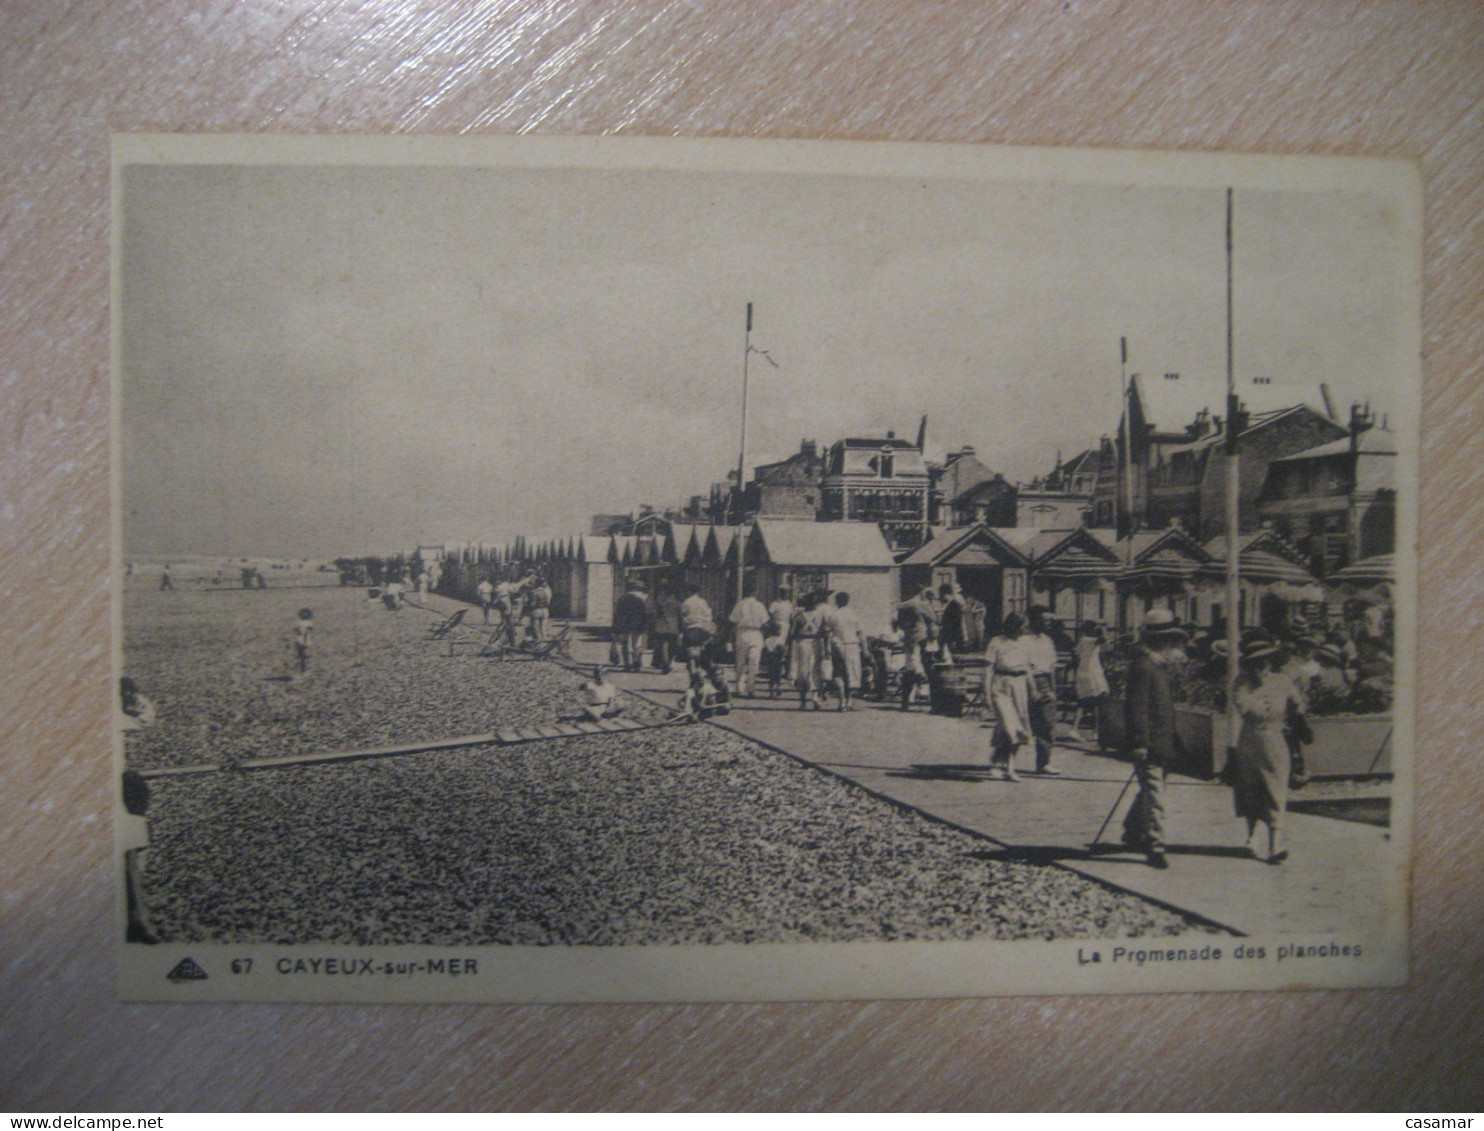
(606, 579, 880, 712)
(474, 572, 554, 644)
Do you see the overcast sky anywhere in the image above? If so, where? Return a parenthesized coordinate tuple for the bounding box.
(119, 152, 1409, 559)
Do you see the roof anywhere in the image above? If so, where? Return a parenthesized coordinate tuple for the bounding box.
(666, 523, 703, 562)
(1113, 527, 1213, 577)
(900, 525, 1030, 569)
(1271, 427, 1398, 463)
(952, 474, 1012, 505)
(575, 536, 611, 562)
(1014, 528, 1124, 579)
(1131, 375, 1335, 438)
(828, 444, 931, 480)
(1204, 531, 1318, 585)
(750, 520, 896, 568)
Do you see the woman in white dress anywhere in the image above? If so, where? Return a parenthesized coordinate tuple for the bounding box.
(1072, 620, 1110, 739)
(983, 612, 1033, 781)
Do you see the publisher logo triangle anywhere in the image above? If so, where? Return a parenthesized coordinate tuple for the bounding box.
(166, 957, 209, 983)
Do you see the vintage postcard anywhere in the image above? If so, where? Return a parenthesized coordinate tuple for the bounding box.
(113, 135, 1419, 1001)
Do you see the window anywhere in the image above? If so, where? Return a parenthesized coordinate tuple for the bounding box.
(879, 448, 895, 479)
(790, 568, 829, 595)
(1004, 570, 1027, 616)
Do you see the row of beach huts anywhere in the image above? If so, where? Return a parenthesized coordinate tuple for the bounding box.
(433, 516, 1387, 639)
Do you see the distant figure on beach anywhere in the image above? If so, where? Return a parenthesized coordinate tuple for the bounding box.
(292, 608, 315, 673)
(580, 665, 624, 722)
(159, 564, 173, 591)
(118, 677, 157, 729)
(528, 575, 553, 641)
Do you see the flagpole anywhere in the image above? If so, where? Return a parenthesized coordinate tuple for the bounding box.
(1224, 187, 1242, 745)
(1120, 336, 1136, 629)
(735, 302, 752, 614)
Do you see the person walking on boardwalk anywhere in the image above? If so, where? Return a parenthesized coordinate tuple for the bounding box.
(894, 586, 939, 710)
(764, 585, 795, 697)
(789, 592, 825, 710)
(1229, 637, 1308, 865)
(1122, 609, 1188, 869)
(678, 584, 716, 676)
(937, 582, 966, 655)
(822, 590, 868, 711)
(613, 580, 650, 671)
(729, 582, 770, 697)
(1023, 606, 1063, 775)
(983, 611, 1034, 780)
(650, 584, 681, 675)
(1072, 620, 1110, 739)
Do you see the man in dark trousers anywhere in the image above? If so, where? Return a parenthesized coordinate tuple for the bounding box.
(1122, 608, 1189, 869)
(613, 580, 650, 671)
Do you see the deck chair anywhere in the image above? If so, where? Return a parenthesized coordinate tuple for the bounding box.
(425, 609, 467, 640)
(510, 622, 573, 661)
(448, 628, 504, 658)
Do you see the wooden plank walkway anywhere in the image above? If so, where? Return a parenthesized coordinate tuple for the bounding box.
(136, 716, 677, 779)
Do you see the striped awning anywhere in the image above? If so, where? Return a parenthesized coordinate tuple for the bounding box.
(1224, 548, 1318, 586)
(1033, 546, 1121, 581)
(1330, 554, 1394, 586)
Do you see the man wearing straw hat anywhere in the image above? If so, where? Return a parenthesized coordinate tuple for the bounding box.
(1122, 608, 1189, 869)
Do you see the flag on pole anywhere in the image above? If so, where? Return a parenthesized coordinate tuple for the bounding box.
(746, 302, 753, 333)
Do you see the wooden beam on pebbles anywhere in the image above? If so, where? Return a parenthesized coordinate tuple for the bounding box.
(135, 718, 678, 778)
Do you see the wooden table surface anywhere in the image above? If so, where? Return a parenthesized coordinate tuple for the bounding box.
(3, 0, 1481, 1111)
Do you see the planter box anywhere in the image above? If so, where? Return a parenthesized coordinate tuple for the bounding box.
(1306, 714, 1393, 777)
(1097, 701, 1392, 779)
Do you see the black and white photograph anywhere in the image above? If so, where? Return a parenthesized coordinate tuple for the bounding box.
(113, 134, 1418, 1002)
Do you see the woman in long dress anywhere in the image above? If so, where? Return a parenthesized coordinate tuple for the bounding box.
(790, 592, 824, 711)
(1230, 638, 1308, 864)
(983, 611, 1033, 781)
(1072, 620, 1110, 738)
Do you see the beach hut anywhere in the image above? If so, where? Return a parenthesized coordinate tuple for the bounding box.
(567, 535, 614, 625)
(745, 520, 899, 635)
(1017, 527, 1124, 628)
(897, 524, 1032, 636)
(1111, 526, 1215, 629)
(1201, 529, 1325, 633)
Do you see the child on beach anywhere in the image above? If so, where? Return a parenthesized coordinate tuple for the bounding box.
(292, 608, 314, 673)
